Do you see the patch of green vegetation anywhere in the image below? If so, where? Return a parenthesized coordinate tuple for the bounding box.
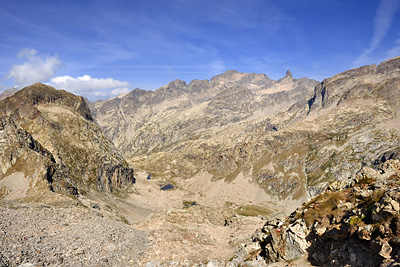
(307, 169, 330, 186)
(320, 155, 334, 172)
(349, 215, 365, 226)
(236, 204, 272, 217)
(112, 186, 135, 199)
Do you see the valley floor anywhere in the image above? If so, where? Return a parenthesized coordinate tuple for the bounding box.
(0, 170, 305, 266)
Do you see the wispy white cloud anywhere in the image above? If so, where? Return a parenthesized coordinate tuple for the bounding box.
(209, 60, 227, 75)
(49, 74, 130, 98)
(8, 48, 61, 87)
(111, 87, 130, 96)
(354, 0, 400, 66)
(387, 36, 400, 58)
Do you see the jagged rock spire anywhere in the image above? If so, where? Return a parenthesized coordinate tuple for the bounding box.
(284, 70, 293, 79)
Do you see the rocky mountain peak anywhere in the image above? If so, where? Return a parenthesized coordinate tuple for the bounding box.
(148, 79, 188, 104)
(126, 87, 149, 99)
(165, 79, 187, 89)
(210, 70, 239, 82)
(376, 55, 400, 74)
(0, 87, 19, 101)
(284, 69, 293, 79)
(188, 79, 210, 86)
(0, 84, 135, 196)
(157, 79, 188, 95)
(187, 79, 211, 95)
(2, 83, 93, 122)
(223, 69, 239, 76)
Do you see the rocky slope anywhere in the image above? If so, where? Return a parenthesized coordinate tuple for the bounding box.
(0, 83, 135, 197)
(237, 159, 400, 267)
(0, 200, 149, 267)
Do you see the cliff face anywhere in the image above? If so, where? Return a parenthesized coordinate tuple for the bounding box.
(0, 115, 55, 199)
(0, 83, 135, 197)
(308, 56, 400, 112)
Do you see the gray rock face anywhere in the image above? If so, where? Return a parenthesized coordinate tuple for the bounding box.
(308, 57, 400, 112)
(376, 56, 400, 74)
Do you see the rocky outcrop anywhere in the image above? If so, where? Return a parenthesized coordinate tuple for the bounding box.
(376, 56, 400, 75)
(96, 157, 135, 192)
(0, 115, 81, 198)
(0, 83, 135, 197)
(236, 160, 400, 266)
(0, 115, 56, 198)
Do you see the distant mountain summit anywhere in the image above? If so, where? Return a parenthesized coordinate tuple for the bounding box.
(0, 87, 19, 101)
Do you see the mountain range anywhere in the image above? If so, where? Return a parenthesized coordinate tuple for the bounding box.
(0, 56, 400, 266)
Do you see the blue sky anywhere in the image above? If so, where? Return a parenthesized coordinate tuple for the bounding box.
(0, 0, 399, 100)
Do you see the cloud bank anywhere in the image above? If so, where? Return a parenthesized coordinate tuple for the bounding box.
(8, 48, 61, 87)
(50, 75, 130, 98)
(354, 0, 400, 66)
